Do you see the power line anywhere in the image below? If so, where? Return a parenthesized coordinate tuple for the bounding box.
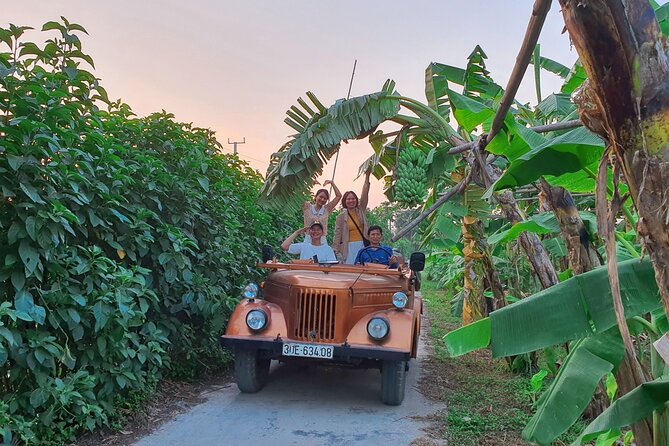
(220, 146, 269, 167)
(237, 153, 269, 166)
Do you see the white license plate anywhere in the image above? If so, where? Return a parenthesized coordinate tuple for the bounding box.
(282, 342, 334, 359)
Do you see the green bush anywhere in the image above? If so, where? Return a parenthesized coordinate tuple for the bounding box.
(0, 19, 298, 444)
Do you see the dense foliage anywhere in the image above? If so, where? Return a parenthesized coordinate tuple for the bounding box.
(0, 20, 298, 444)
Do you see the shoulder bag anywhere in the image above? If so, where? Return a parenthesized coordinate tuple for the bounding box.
(348, 210, 370, 247)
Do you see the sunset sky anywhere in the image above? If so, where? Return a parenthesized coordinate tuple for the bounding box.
(6, 1, 582, 207)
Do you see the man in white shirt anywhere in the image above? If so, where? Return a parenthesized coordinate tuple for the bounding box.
(281, 222, 336, 262)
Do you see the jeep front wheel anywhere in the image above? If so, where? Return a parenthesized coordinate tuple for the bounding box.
(381, 360, 407, 405)
(234, 349, 270, 393)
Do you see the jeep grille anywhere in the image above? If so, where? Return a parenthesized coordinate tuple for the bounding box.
(294, 288, 337, 342)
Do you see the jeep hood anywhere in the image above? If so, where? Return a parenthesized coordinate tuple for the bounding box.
(266, 270, 405, 291)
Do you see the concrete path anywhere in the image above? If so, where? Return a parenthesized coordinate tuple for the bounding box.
(134, 318, 443, 446)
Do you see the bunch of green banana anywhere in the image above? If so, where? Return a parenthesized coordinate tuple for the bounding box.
(394, 147, 427, 207)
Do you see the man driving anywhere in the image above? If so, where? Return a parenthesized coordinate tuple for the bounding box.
(280, 221, 336, 262)
(354, 225, 400, 268)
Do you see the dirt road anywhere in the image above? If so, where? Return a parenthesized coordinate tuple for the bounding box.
(133, 322, 443, 446)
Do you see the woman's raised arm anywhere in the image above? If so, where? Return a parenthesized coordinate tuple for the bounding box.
(323, 180, 342, 213)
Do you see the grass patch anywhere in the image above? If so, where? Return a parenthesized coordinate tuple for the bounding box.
(421, 281, 533, 445)
(421, 281, 458, 361)
(421, 281, 592, 445)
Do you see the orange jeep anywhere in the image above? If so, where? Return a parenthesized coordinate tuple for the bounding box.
(220, 252, 425, 405)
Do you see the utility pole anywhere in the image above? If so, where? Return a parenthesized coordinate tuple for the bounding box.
(228, 137, 246, 155)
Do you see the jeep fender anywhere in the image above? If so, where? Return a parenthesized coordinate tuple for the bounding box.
(346, 309, 417, 354)
(224, 299, 288, 338)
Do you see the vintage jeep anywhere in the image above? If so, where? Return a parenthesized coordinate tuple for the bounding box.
(220, 252, 425, 405)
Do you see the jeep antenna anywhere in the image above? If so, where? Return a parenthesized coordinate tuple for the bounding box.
(328, 59, 357, 193)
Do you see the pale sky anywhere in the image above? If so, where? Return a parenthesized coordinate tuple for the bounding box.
(5, 1, 578, 207)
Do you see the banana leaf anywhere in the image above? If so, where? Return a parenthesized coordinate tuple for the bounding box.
(543, 237, 567, 258)
(424, 141, 457, 183)
(464, 184, 491, 219)
(486, 119, 547, 161)
(529, 54, 571, 78)
(260, 80, 401, 208)
(447, 89, 494, 133)
(653, 1, 669, 36)
(491, 257, 658, 357)
(493, 126, 605, 191)
(444, 258, 659, 358)
(425, 63, 456, 119)
(487, 211, 596, 246)
(561, 62, 587, 95)
(462, 45, 503, 99)
(654, 307, 669, 334)
(536, 93, 576, 120)
(487, 212, 561, 245)
(522, 328, 625, 445)
(434, 215, 461, 245)
(571, 376, 669, 445)
(444, 317, 490, 357)
(543, 161, 597, 193)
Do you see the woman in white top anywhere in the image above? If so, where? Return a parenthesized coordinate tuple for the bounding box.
(303, 180, 341, 243)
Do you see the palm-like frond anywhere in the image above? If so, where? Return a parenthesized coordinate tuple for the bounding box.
(425, 45, 503, 116)
(259, 80, 401, 208)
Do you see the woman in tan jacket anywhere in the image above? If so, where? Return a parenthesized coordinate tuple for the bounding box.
(333, 170, 371, 264)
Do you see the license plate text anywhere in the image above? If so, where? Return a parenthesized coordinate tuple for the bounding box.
(282, 342, 334, 359)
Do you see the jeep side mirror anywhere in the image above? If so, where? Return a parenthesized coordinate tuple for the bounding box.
(262, 245, 274, 263)
(409, 252, 425, 272)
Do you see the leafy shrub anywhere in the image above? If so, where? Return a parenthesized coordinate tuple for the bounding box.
(0, 19, 299, 444)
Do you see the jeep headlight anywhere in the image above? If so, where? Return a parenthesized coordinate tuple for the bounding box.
(367, 317, 389, 340)
(246, 309, 268, 331)
(242, 282, 259, 299)
(392, 292, 408, 309)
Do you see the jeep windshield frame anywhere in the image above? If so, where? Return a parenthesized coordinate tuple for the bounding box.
(257, 262, 406, 277)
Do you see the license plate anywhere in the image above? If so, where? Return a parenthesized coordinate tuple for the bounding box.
(282, 342, 334, 359)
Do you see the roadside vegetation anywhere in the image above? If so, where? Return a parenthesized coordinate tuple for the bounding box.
(0, 20, 300, 445)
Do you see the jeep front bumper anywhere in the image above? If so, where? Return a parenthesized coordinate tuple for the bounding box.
(220, 335, 411, 362)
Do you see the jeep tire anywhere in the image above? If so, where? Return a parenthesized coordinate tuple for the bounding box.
(234, 349, 270, 393)
(381, 360, 407, 405)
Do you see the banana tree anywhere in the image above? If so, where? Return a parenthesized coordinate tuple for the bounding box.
(461, 43, 660, 432)
(559, 0, 669, 333)
(435, 33, 668, 441)
(481, 2, 669, 442)
(444, 257, 666, 444)
(557, 2, 669, 443)
(426, 52, 566, 290)
(461, 215, 485, 324)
